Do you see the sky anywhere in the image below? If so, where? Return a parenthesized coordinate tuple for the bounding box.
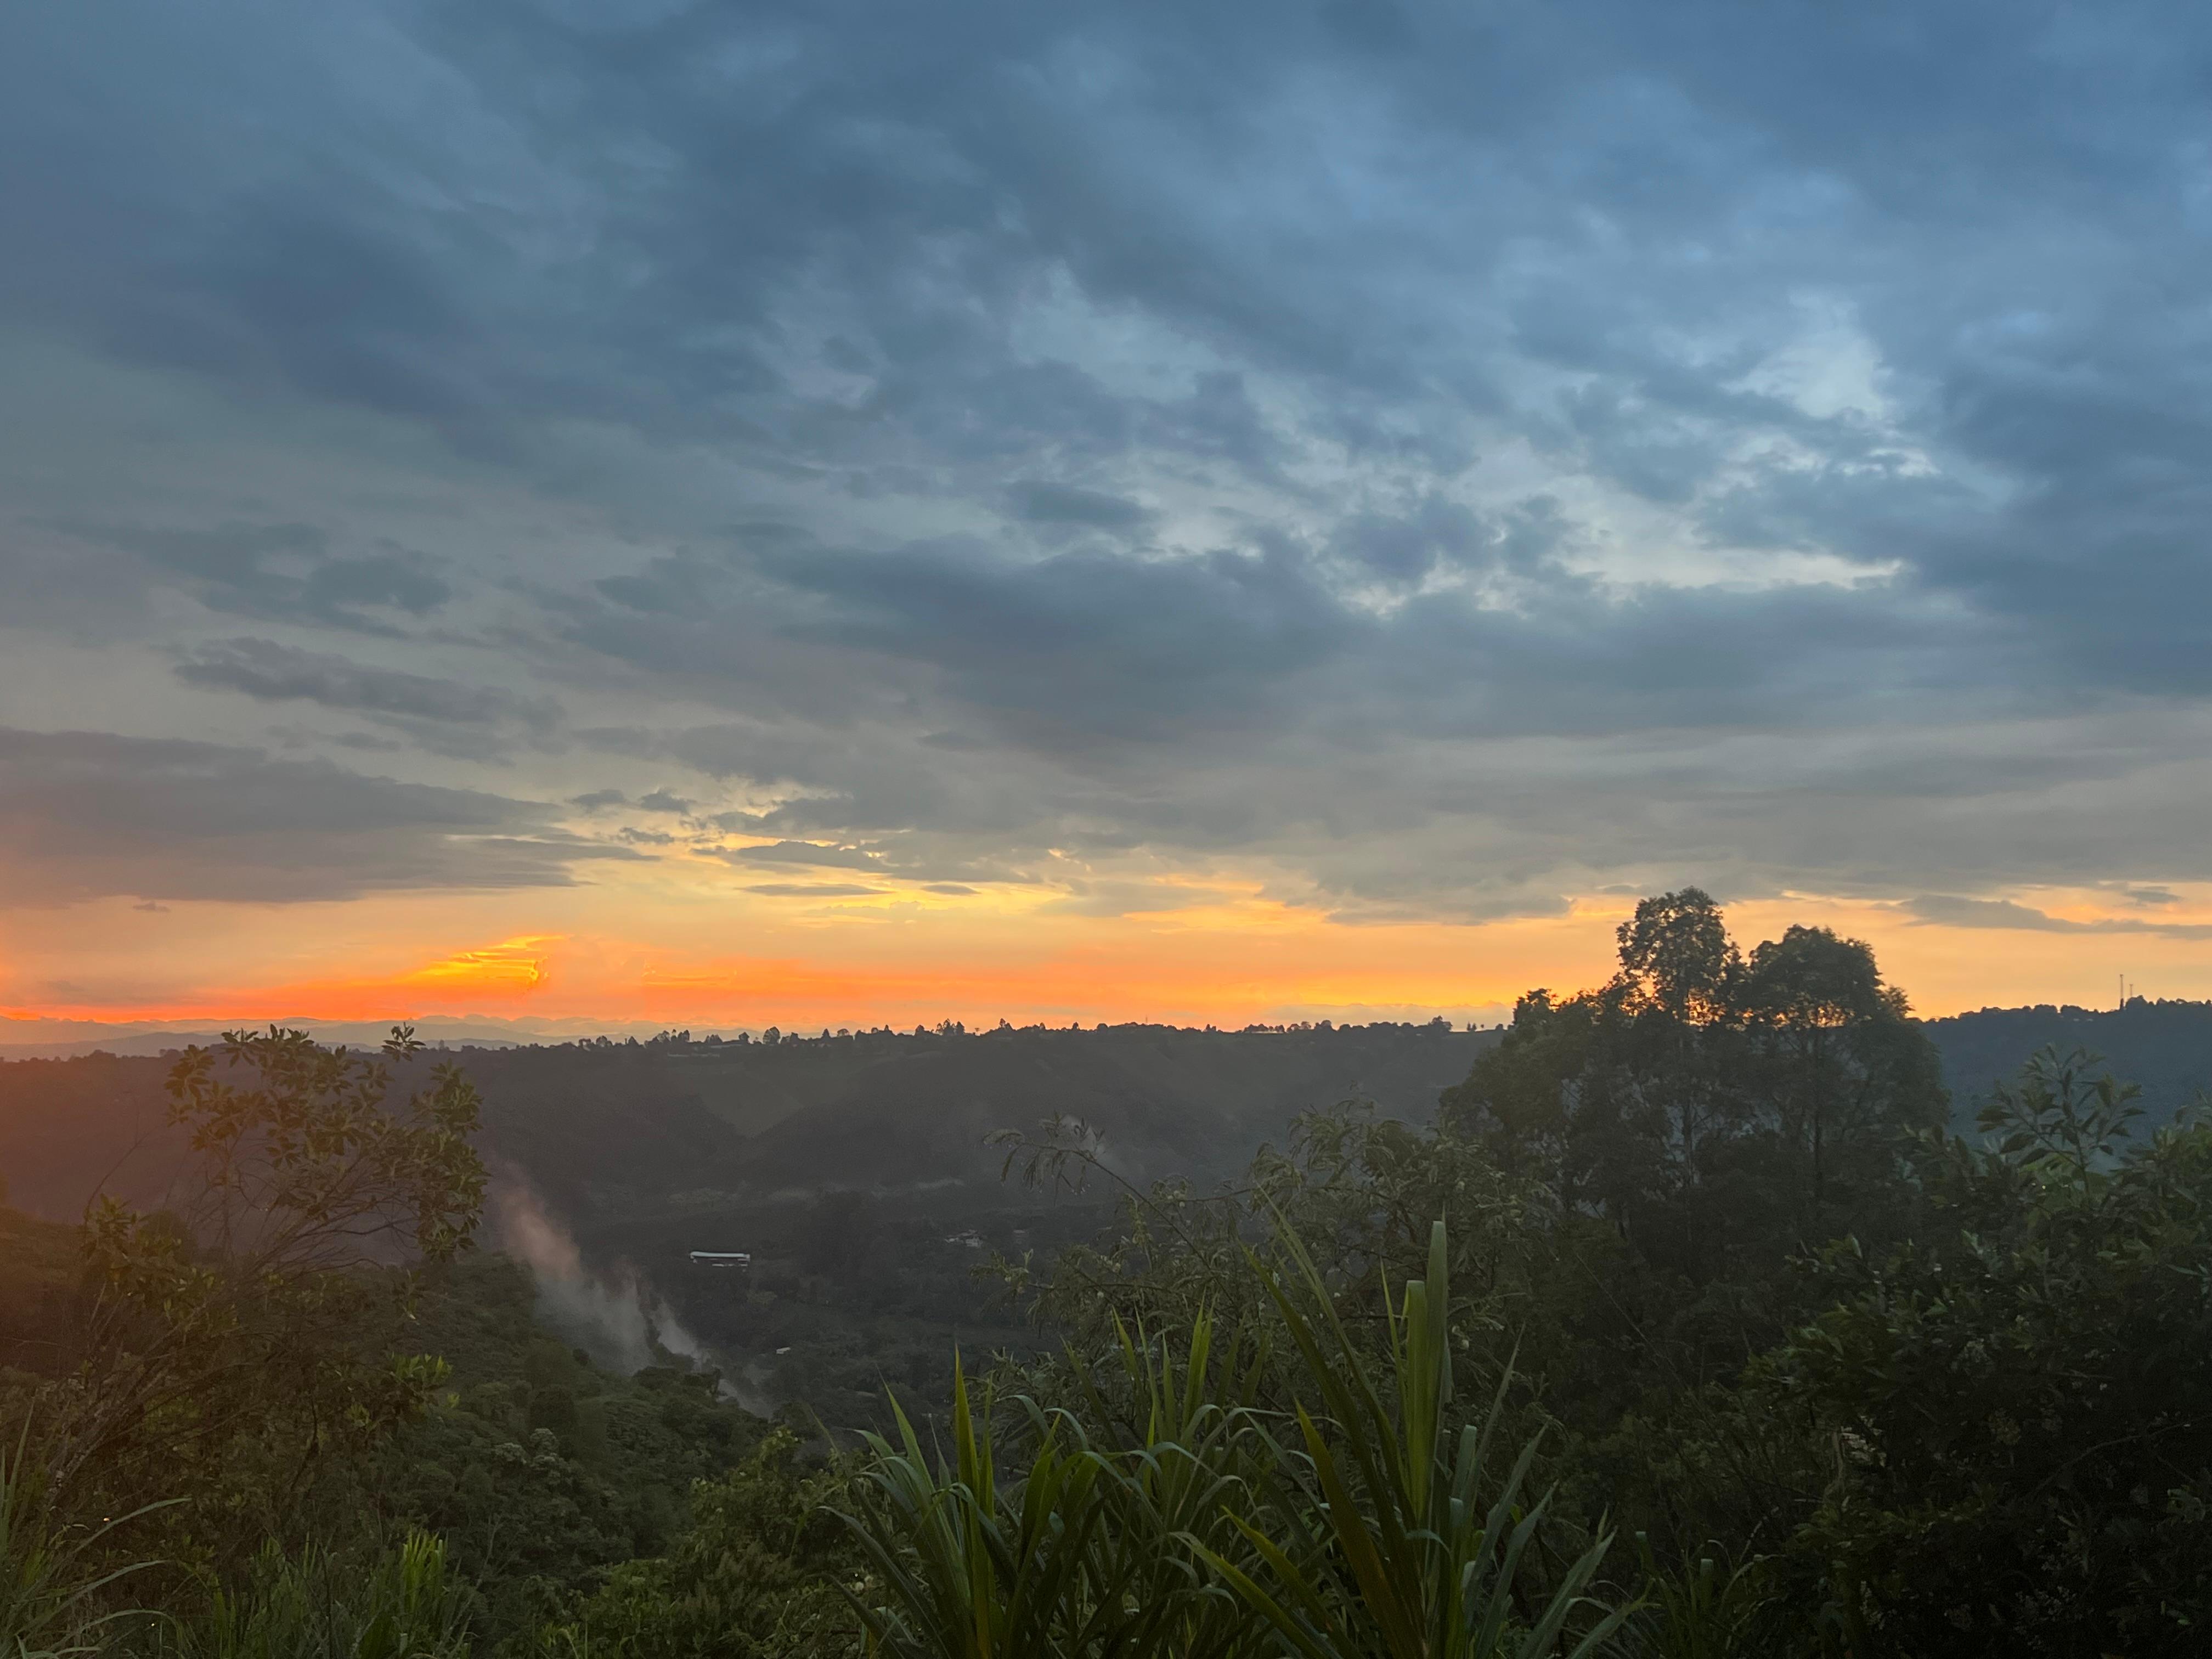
(4, 0, 2212, 1036)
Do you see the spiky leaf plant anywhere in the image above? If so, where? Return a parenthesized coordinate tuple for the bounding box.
(842, 1339, 1273, 1659)
(840, 1218, 1630, 1659)
(1197, 1220, 1633, 1659)
(0, 1423, 162, 1659)
(1630, 1534, 1767, 1659)
(154, 1531, 473, 1659)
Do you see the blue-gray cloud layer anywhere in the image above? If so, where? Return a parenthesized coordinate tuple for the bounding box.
(3, 0, 2211, 915)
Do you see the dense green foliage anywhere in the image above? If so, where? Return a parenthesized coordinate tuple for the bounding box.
(5, 893, 2211, 1656)
(550, 1427, 855, 1659)
(1757, 1053, 2212, 1649)
(363, 1255, 782, 1641)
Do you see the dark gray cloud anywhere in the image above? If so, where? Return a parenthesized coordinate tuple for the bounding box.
(171, 637, 560, 763)
(0, 727, 638, 905)
(175, 638, 551, 728)
(1008, 481, 1156, 537)
(1904, 895, 2212, 941)
(6, 1, 2212, 924)
(59, 522, 454, 634)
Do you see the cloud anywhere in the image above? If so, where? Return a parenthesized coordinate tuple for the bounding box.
(744, 883, 884, 898)
(1906, 896, 2096, 932)
(176, 637, 555, 729)
(171, 636, 562, 761)
(1007, 481, 1155, 536)
(1904, 895, 2212, 941)
(719, 840, 888, 872)
(1039, 881, 1218, 918)
(61, 522, 454, 633)
(0, 726, 639, 905)
(9, 0, 2212, 935)
(2117, 885, 2180, 908)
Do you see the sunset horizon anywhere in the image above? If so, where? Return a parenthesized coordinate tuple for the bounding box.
(5, 881, 2192, 1041)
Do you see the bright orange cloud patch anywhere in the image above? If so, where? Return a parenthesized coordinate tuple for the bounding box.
(403, 938, 560, 996)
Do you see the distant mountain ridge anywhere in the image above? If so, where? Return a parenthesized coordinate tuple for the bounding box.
(1925, 998, 2212, 1127)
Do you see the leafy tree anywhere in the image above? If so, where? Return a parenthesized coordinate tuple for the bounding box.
(13, 893, 2210, 1657)
(992, 1101, 1595, 1430)
(1615, 888, 1739, 1026)
(797, 1193, 879, 1283)
(1740, 926, 1940, 1239)
(42, 1027, 486, 1570)
(1442, 894, 1944, 1295)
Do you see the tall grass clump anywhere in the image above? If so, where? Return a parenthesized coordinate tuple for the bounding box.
(1200, 1220, 1630, 1659)
(840, 1314, 1273, 1659)
(153, 1532, 474, 1659)
(838, 1217, 1632, 1659)
(1, 1424, 160, 1659)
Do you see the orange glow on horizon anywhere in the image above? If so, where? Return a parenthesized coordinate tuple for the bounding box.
(5, 877, 2210, 1035)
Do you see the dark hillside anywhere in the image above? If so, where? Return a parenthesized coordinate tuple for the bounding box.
(459, 1046, 754, 1215)
(1923, 998, 2212, 1127)
(733, 1021, 1489, 1193)
(0, 1052, 188, 1218)
(10, 1003, 2203, 1233)
(0, 1023, 1492, 1223)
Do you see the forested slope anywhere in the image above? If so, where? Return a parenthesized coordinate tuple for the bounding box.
(0, 1021, 1490, 1222)
(8, 1003, 2211, 1227)
(1927, 996, 2212, 1124)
